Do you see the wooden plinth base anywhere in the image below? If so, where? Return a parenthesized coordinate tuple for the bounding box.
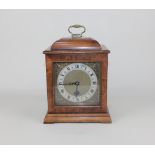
(44, 112, 112, 124)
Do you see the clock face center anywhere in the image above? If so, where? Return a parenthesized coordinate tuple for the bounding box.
(64, 70, 91, 96)
(57, 63, 98, 103)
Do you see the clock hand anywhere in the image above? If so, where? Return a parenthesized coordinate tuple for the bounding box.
(59, 81, 80, 86)
(59, 82, 75, 85)
(73, 81, 80, 97)
(59, 80, 80, 97)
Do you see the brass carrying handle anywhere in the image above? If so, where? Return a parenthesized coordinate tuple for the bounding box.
(68, 25, 86, 38)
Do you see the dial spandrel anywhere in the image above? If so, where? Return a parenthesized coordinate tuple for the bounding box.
(54, 62, 101, 106)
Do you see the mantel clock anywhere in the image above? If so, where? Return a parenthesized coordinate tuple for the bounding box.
(43, 25, 111, 123)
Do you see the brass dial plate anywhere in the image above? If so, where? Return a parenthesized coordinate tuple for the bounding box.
(53, 62, 101, 106)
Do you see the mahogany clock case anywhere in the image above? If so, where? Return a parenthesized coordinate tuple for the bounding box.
(43, 31, 111, 123)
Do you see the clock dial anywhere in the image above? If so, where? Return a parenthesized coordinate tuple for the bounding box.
(54, 62, 100, 106)
(57, 63, 97, 103)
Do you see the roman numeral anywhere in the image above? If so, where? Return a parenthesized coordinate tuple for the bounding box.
(82, 65, 86, 70)
(93, 81, 97, 85)
(61, 89, 64, 93)
(75, 64, 79, 68)
(58, 82, 63, 85)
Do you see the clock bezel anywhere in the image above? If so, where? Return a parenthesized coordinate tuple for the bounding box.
(45, 52, 108, 114)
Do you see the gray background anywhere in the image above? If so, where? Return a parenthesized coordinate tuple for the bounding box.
(0, 10, 155, 144)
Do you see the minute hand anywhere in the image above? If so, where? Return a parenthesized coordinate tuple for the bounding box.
(59, 82, 77, 85)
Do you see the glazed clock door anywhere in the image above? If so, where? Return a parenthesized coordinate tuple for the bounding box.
(57, 63, 98, 104)
(53, 62, 101, 111)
